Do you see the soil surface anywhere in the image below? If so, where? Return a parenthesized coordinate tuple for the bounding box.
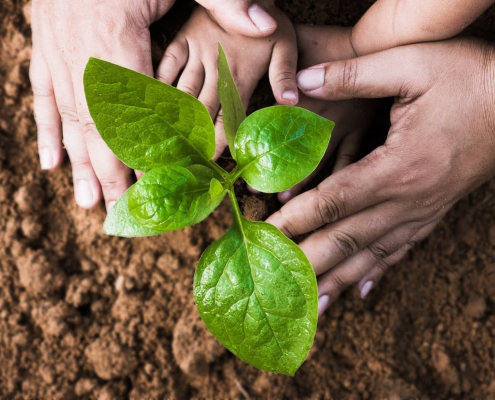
(1, 0, 495, 398)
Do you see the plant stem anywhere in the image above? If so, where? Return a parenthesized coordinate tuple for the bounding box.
(228, 189, 244, 229)
(208, 160, 232, 184)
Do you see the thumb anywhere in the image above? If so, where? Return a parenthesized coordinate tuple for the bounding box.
(296, 45, 428, 101)
(195, 0, 277, 37)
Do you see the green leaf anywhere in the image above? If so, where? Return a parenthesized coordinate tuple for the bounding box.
(194, 201, 317, 375)
(103, 186, 165, 237)
(235, 106, 334, 192)
(217, 43, 246, 160)
(84, 58, 215, 172)
(128, 165, 226, 232)
(209, 178, 225, 204)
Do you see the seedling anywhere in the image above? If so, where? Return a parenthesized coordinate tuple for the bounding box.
(83, 44, 334, 376)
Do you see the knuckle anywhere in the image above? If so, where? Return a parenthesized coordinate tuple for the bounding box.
(79, 115, 99, 138)
(163, 47, 180, 66)
(31, 82, 54, 98)
(179, 84, 198, 96)
(330, 230, 359, 259)
(273, 208, 297, 238)
(273, 70, 295, 84)
(405, 238, 419, 250)
(314, 185, 345, 224)
(341, 59, 358, 94)
(59, 107, 80, 124)
(215, 110, 224, 124)
(98, 175, 121, 191)
(329, 273, 348, 292)
(374, 259, 391, 274)
(68, 154, 92, 170)
(156, 71, 172, 83)
(367, 241, 393, 262)
(204, 103, 216, 116)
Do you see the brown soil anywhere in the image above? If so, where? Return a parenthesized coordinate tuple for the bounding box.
(1, 0, 495, 398)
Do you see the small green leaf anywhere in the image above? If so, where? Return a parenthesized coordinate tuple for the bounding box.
(128, 165, 226, 232)
(84, 58, 215, 172)
(103, 186, 165, 237)
(217, 43, 246, 160)
(235, 106, 334, 192)
(209, 178, 225, 204)
(194, 209, 317, 375)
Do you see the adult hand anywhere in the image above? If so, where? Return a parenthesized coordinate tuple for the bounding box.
(266, 38, 495, 314)
(31, 0, 175, 209)
(276, 24, 378, 203)
(31, 0, 275, 210)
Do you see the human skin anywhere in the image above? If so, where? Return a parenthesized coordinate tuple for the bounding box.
(351, 0, 495, 56)
(276, 25, 378, 203)
(30, 0, 277, 210)
(156, 5, 298, 159)
(266, 38, 495, 315)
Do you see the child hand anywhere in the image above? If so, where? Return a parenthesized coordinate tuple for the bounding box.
(31, 0, 175, 210)
(156, 5, 298, 158)
(276, 25, 378, 203)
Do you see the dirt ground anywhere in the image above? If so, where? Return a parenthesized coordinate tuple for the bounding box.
(1, 0, 495, 398)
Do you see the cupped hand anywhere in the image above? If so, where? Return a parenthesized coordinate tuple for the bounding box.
(30, 0, 175, 209)
(267, 38, 495, 314)
(277, 24, 378, 203)
(156, 5, 298, 159)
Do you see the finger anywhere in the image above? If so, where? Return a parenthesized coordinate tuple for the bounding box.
(277, 140, 336, 204)
(213, 109, 228, 160)
(77, 109, 134, 209)
(198, 66, 220, 120)
(357, 222, 438, 298)
(266, 146, 396, 238)
(269, 34, 298, 105)
(214, 86, 251, 160)
(42, 57, 102, 209)
(199, 68, 221, 158)
(156, 36, 189, 85)
(30, 50, 64, 170)
(296, 45, 428, 101)
(76, 34, 155, 208)
(300, 201, 415, 276)
(176, 58, 205, 98)
(316, 221, 434, 316)
(196, 1, 277, 37)
(332, 130, 364, 173)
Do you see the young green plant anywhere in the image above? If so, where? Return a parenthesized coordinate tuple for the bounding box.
(83, 44, 334, 376)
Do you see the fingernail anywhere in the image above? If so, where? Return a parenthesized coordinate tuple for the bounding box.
(318, 295, 330, 316)
(107, 201, 116, 211)
(248, 4, 277, 32)
(361, 281, 373, 299)
(282, 90, 298, 101)
(75, 180, 94, 208)
(297, 68, 325, 91)
(39, 147, 53, 170)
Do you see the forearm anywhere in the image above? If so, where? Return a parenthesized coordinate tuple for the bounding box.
(351, 0, 495, 56)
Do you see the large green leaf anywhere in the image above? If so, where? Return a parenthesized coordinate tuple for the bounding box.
(128, 165, 226, 232)
(217, 43, 246, 160)
(235, 106, 334, 192)
(194, 205, 317, 375)
(103, 186, 165, 237)
(84, 58, 215, 172)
